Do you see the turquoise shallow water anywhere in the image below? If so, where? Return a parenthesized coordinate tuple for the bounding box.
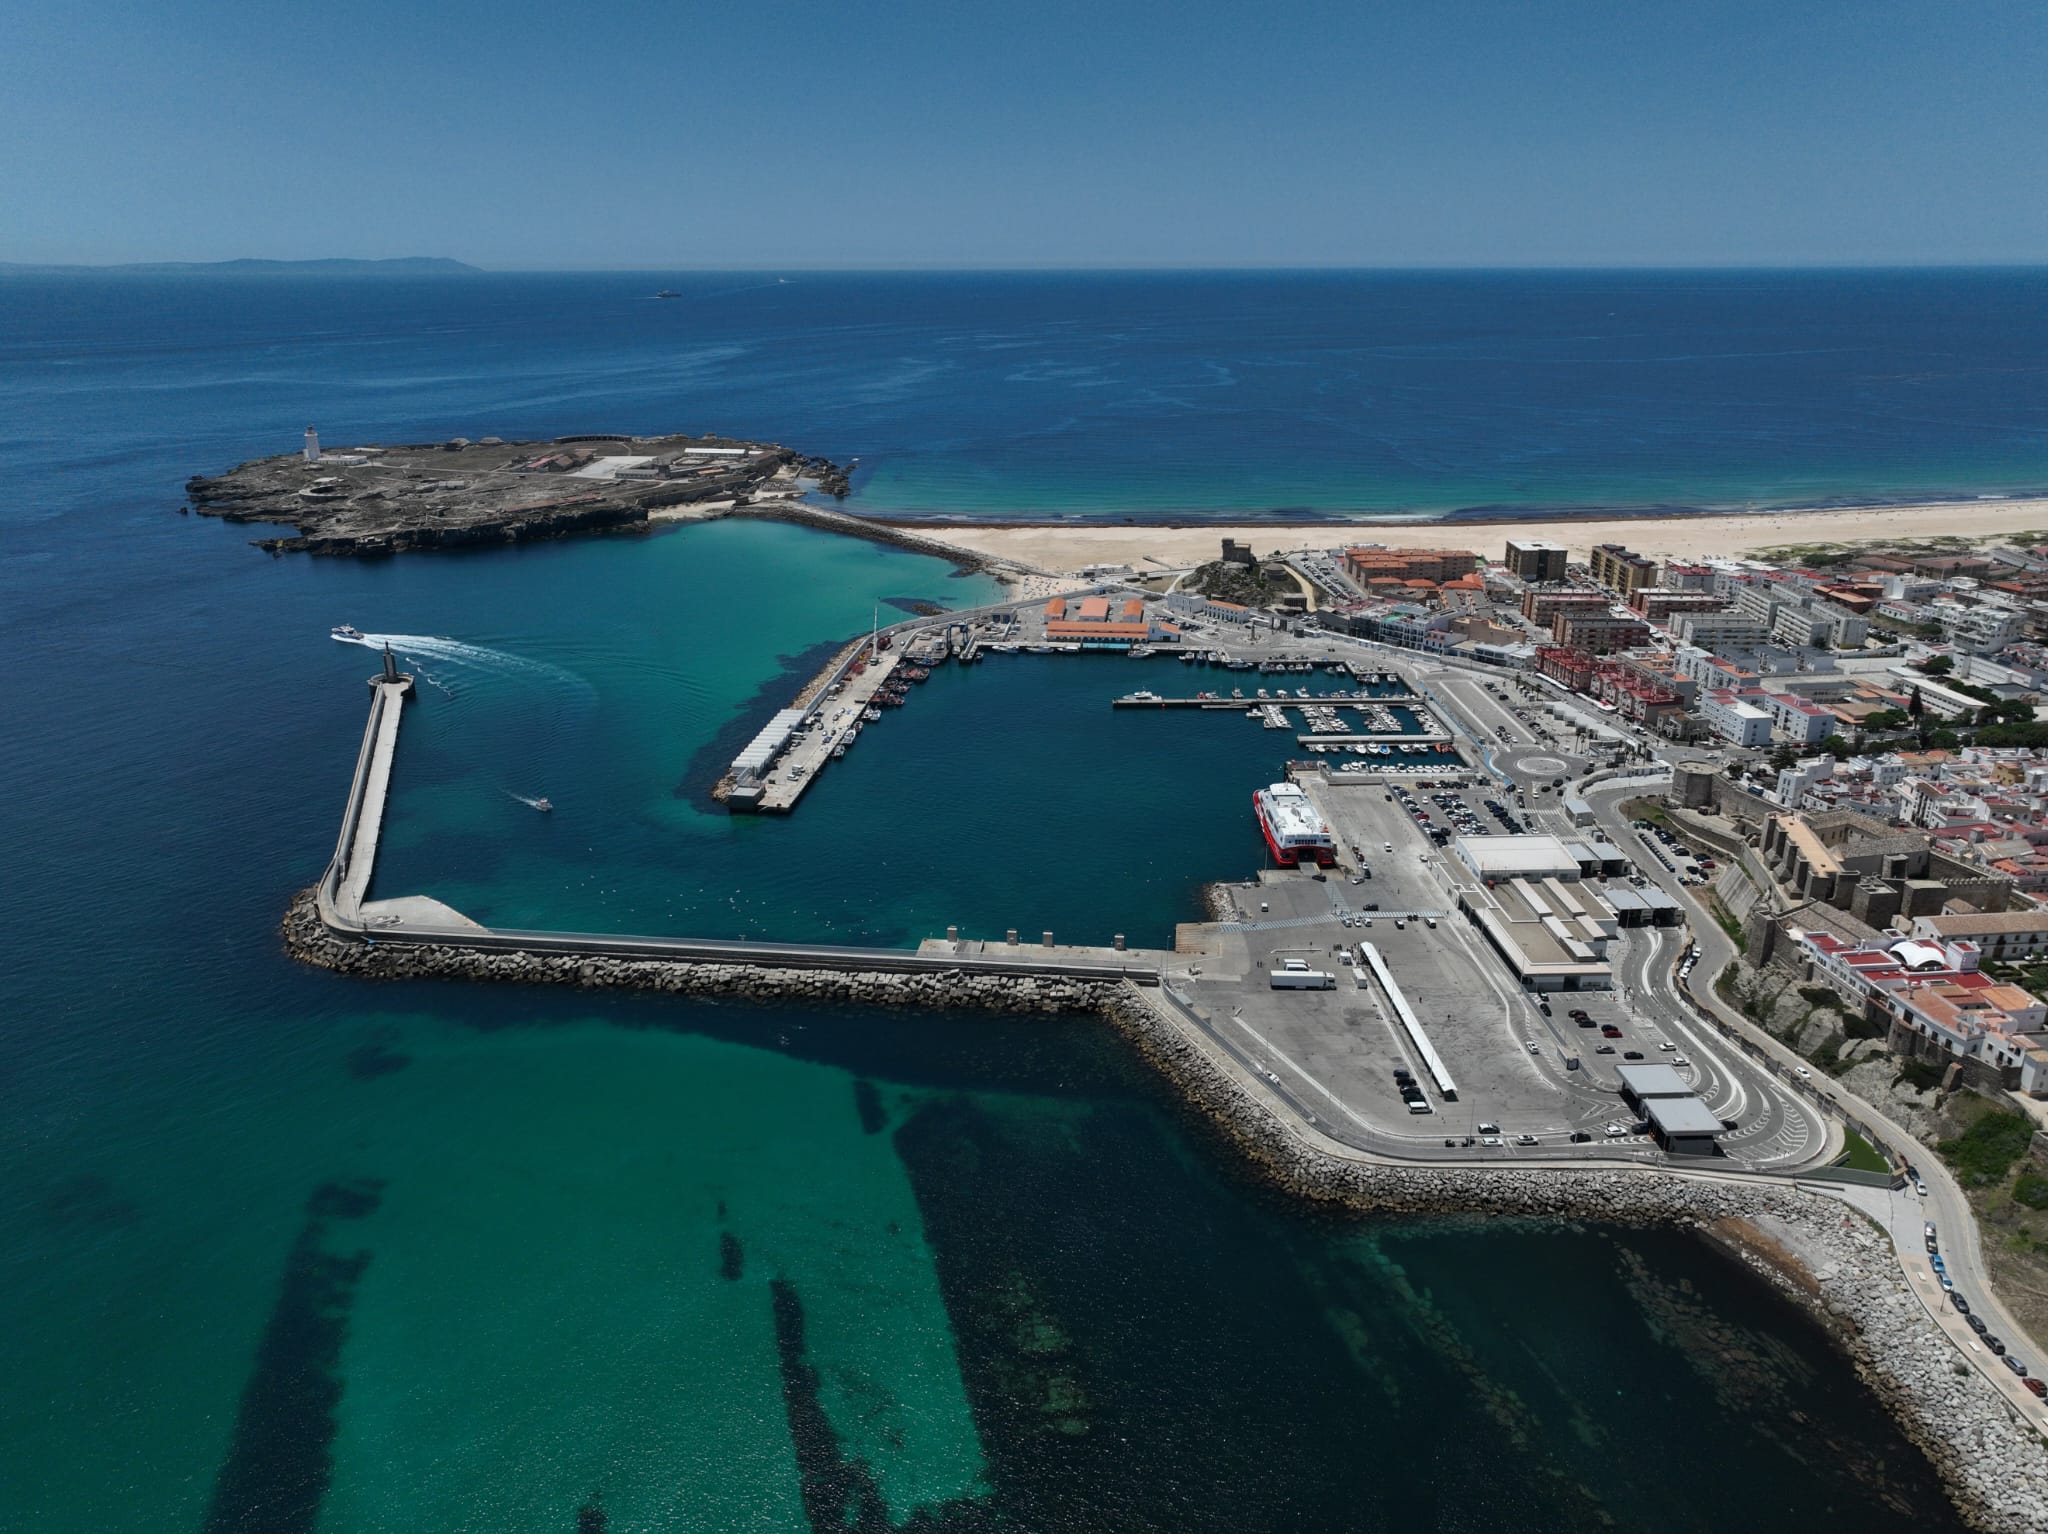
(369, 519, 1338, 947)
(0, 270, 2008, 1531)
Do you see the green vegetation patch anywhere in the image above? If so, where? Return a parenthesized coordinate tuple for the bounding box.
(2013, 1174, 2048, 1212)
(1742, 542, 1855, 566)
(1938, 1110, 2037, 1188)
(1834, 1128, 1890, 1174)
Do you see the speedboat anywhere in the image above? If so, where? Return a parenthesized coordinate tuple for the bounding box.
(331, 624, 363, 641)
(532, 796, 553, 812)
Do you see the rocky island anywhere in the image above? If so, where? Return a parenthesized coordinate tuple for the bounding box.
(184, 429, 853, 555)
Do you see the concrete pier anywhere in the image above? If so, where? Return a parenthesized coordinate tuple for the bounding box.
(318, 672, 478, 933)
(754, 646, 905, 812)
(335, 677, 409, 914)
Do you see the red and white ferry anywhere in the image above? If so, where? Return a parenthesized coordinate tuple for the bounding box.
(1254, 782, 1336, 866)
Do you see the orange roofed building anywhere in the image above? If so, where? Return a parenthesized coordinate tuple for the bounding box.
(1344, 547, 1479, 584)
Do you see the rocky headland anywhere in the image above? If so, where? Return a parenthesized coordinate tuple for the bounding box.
(184, 431, 851, 556)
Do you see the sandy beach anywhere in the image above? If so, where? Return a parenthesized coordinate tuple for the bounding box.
(911, 497, 2048, 574)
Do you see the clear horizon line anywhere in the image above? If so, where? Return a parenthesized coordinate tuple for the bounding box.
(458, 258, 2048, 274)
(7, 257, 2048, 276)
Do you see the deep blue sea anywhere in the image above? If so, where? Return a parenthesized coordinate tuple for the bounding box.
(3, 269, 2027, 1532)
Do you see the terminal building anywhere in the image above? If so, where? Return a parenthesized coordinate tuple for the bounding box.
(1044, 594, 1181, 648)
(1614, 1063, 1723, 1156)
(1454, 832, 1626, 883)
(1455, 876, 1614, 991)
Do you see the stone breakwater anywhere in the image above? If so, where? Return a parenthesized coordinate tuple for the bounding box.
(728, 498, 1006, 575)
(283, 891, 1103, 1015)
(283, 888, 2048, 1530)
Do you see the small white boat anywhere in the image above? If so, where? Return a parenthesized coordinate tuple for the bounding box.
(331, 624, 363, 641)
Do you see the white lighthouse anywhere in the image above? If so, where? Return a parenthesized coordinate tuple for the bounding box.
(303, 426, 321, 463)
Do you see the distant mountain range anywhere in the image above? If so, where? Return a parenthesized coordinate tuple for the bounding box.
(0, 257, 481, 276)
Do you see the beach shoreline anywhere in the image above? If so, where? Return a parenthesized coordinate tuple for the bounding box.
(876, 494, 2048, 572)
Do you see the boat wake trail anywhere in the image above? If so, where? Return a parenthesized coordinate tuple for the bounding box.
(404, 658, 457, 697)
(339, 632, 593, 698)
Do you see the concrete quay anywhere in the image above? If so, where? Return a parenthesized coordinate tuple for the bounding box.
(753, 647, 903, 812)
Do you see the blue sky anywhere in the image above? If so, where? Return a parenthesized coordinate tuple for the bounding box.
(5, 0, 2044, 267)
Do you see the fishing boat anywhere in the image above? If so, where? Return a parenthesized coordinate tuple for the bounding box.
(532, 796, 553, 812)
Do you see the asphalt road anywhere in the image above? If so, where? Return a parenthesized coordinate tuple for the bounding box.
(1571, 776, 2048, 1420)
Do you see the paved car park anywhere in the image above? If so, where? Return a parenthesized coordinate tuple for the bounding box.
(1168, 647, 1826, 1166)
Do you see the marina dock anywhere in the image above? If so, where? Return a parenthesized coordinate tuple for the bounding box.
(1111, 691, 1415, 709)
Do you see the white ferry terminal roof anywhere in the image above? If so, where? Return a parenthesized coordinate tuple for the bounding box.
(1454, 833, 1584, 879)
